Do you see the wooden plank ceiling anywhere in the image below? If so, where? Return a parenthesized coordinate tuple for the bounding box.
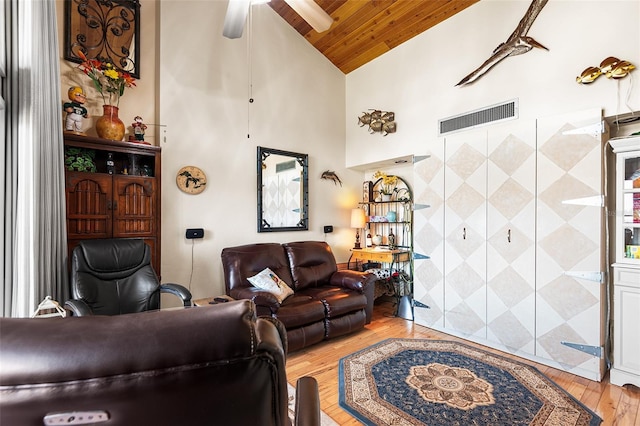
(268, 0, 480, 74)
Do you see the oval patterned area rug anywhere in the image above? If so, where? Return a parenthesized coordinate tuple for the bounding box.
(339, 338, 602, 426)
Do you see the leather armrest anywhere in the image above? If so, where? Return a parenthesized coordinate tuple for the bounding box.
(329, 270, 376, 292)
(230, 287, 281, 312)
(259, 316, 289, 355)
(160, 283, 193, 307)
(295, 376, 321, 426)
(64, 299, 93, 316)
(330, 270, 376, 323)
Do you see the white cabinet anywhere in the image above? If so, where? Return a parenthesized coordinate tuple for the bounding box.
(610, 266, 640, 387)
(440, 121, 537, 349)
(535, 108, 606, 381)
(415, 119, 537, 352)
(443, 130, 487, 339)
(610, 136, 640, 265)
(485, 122, 536, 355)
(414, 108, 607, 381)
(413, 141, 445, 329)
(609, 135, 640, 387)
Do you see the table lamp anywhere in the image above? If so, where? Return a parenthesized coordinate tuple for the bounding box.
(351, 208, 366, 249)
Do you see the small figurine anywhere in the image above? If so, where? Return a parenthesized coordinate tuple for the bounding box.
(63, 86, 88, 134)
(132, 116, 147, 142)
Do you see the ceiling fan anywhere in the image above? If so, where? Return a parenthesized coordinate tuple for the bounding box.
(223, 0, 333, 39)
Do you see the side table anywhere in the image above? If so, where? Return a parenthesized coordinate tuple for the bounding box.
(193, 295, 235, 306)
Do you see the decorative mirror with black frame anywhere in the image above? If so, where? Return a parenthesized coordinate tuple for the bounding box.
(65, 0, 141, 78)
(257, 146, 309, 232)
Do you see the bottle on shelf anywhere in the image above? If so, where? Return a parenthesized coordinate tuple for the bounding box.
(366, 231, 372, 247)
(388, 229, 396, 249)
(106, 153, 114, 175)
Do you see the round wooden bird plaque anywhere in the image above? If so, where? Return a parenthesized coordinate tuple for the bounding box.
(176, 166, 207, 194)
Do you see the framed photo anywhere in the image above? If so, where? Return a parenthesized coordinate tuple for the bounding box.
(363, 181, 373, 202)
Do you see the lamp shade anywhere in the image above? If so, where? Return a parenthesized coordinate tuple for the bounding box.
(350, 208, 366, 229)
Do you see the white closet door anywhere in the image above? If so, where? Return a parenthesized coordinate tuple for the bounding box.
(536, 108, 605, 381)
(486, 120, 537, 355)
(444, 130, 487, 339)
(413, 142, 445, 328)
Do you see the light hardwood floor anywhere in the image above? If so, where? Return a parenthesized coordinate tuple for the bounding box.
(285, 300, 640, 425)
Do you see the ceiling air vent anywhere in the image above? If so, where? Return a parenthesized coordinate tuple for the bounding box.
(438, 99, 519, 135)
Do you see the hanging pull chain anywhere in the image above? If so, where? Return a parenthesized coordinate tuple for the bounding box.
(247, 6, 253, 138)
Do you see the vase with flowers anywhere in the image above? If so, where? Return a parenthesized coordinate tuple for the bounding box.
(77, 51, 136, 141)
(373, 171, 398, 201)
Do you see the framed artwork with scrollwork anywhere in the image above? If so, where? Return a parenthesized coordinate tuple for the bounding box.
(64, 0, 141, 78)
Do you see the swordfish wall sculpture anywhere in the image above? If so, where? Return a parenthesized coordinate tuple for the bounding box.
(457, 0, 549, 86)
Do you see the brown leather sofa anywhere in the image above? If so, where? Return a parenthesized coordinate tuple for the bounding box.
(0, 300, 320, 426)
(221, 241, 376, 352)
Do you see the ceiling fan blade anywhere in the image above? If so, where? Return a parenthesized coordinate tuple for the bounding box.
(283, 0, 333, 33)
(223, 0, 252, 39)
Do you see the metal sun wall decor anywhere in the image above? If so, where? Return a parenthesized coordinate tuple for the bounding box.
(358, 110, 396, 136)
(576, 57, 636, 84)
(456, 0, 549, 87)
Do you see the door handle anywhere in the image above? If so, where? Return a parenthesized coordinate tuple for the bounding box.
(463, 227, 466, 240)
(508, 228, 511, 243)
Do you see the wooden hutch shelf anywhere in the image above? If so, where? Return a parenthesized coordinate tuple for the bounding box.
(63, 133, 162, 274)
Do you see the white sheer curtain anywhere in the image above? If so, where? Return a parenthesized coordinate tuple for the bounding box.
(1, 0, 68, 317)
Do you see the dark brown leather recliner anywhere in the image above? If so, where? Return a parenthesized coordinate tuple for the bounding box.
(222, 241, 375, 352)
(0, 300, 320, 426)
(65, 238, 192, 315)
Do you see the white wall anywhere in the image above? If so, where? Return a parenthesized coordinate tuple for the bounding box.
(158, 2, 359, 300)
(346, 0, 640, 168)
(57, 0, 640, 303)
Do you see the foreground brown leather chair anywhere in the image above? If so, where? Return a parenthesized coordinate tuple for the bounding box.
(0, 300, 320, 426)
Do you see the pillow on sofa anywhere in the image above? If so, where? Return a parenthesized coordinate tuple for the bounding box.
(247, 268, 294, 303)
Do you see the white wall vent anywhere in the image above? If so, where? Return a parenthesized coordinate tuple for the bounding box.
(438, 99, 519, 135)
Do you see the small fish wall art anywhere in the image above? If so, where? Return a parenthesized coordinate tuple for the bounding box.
(576, 57, 636, 84)
(358, 110, 396, 136)
(321, 170, 342, 186)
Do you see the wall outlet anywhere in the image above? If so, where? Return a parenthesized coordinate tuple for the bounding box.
(324, 225, 333, 233)
(186, 228, 204, 239)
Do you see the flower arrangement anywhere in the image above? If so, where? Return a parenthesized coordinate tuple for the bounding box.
(373, 171, 398, 195)
(77, 51, 136, 107)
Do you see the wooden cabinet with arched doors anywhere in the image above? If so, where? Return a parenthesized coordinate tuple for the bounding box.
(64, 134, 161, 274)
